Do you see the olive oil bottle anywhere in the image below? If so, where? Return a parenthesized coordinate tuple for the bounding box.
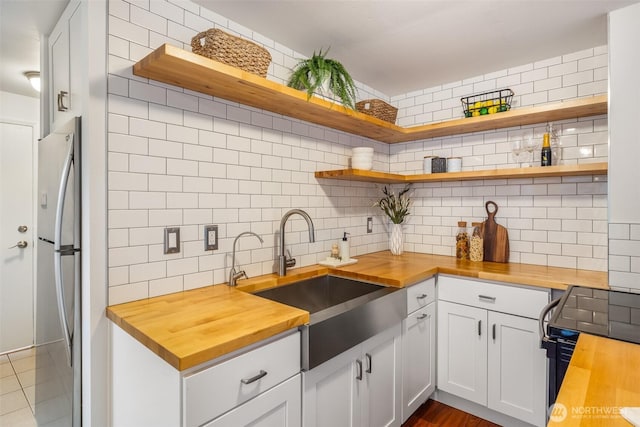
(541, 132, 552, 166)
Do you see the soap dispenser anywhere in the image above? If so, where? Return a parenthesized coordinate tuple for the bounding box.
(339, 232, 350, 261)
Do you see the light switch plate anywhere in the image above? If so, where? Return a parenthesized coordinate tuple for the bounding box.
(204, 225, 218, 251)
(164, 227, 180, 254)
(367, 217, 373, 233)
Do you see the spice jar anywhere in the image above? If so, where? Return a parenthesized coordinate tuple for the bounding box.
(455, 221, 469, 260)
(470, 222, 484, 262)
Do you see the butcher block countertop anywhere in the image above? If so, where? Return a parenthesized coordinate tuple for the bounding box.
(548, 333, 640, 427)
(106, 285, 309, 370)
(238, 251, 609, 292)
(107, 251, 608, 371)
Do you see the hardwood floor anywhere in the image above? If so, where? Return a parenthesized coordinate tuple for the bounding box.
(403, 400, 502, 427)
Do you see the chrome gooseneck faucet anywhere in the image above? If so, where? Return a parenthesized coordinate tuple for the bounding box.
(278, 209, 315, 276)
(229, 231, 263, 286)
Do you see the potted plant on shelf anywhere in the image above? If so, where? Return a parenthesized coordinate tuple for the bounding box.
(374, 184, 412, 255)
(287, 48, 357, 109)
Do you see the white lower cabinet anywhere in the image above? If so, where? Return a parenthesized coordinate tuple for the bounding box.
(110, 324, 301, 427)
(204, 374, 301, 427)
(401, 278, 436, 423)
(437, 276, 548, 427)
(303, 324, 401, 427)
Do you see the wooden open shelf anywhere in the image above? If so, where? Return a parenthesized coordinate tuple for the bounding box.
(315, 162, 608, 184)
(133, 44, 608, 144)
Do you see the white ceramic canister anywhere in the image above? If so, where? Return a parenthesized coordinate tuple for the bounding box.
(447, 157, 462, 172)
(423, 156, 435, 174)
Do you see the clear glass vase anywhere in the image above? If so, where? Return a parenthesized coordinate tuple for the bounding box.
(389, 223, 404, 255)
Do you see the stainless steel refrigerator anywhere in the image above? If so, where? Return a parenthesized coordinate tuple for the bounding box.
(35, 117, 81, 426)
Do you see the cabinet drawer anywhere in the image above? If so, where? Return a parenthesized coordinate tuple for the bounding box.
(437, 275, 548, 319)
(406, 277, 436, 314)
(183, 331, 301, 427)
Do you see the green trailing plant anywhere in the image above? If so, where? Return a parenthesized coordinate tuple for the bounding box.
(374, 184, 413, 224)
(287, 48, 357, 109)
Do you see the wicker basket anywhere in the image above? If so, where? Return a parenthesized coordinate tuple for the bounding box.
(355, 99, 398, 124)
(191, 28, 271, 77)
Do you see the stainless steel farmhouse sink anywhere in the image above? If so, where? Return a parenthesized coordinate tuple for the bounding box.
(254, 275, 406, 370)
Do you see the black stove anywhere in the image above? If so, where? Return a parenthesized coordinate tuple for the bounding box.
(541, 285, 640, 406)
(549, 286, 640, 344)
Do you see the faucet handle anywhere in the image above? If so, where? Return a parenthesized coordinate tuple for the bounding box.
(285, 249, 296, 268)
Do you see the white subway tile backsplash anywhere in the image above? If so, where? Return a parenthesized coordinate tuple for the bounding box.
(107, 1, 610, 304)
(109, 14, 149, 46)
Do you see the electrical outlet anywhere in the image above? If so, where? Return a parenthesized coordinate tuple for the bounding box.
(367, 217, 373, 233)
(204, 225, 218, 250)
(164, 227, 180, 254)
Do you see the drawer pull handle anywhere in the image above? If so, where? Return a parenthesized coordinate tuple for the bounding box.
(417, 294, 428, 299)
(478, 295, 496, 303)
(356, 359, 363, 380)
(241, 370, 267, 385)
(366, 353, 372, 374)
(417, 313, 428, 320)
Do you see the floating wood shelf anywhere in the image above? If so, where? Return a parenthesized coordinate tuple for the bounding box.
(133, 44, 608, 144)
(315, 162, 608, 184)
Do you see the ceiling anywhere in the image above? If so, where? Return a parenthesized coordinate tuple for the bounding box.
(0, 0, 68, 98)
(1, 0, 638, 100)
(193, 0, 639, 96)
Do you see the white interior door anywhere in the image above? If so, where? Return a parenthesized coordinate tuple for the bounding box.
(0, 121, 35, 353)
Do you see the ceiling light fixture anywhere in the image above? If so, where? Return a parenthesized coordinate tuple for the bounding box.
(24, 71, 41, 92)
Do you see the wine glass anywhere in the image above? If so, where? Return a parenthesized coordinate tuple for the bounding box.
(524, 134, 540, 167)
(511, 139, 525, 167)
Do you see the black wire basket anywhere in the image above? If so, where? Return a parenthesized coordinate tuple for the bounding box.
(461, 89, 514, 118)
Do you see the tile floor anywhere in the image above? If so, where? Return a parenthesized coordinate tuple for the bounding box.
(0, 348, 37, 427)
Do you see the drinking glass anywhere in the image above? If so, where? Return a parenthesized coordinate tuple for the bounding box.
(524, 134, 540, 167)
(511, 139, 525, 167)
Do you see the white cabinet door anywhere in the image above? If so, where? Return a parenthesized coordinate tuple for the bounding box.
(205, 374, 301, 427)
(487, 312, 546, 427)
(437, 300, 487, 406)
(49, 21, 69, 126)
(303, 344, 361, 427)
(401, 303, 435, 423)
(362, 324, 401, 427)
(303, 325, 401, 427)
(48, 1, 81, 129)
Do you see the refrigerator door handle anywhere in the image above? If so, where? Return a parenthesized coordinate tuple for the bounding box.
(54, 133, 75, 367)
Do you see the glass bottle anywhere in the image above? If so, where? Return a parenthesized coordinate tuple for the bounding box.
(469, 222, 484, 262)
(456, 221, 469, 260)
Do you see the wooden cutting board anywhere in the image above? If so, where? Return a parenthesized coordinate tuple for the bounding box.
(480, 201, 509, 262)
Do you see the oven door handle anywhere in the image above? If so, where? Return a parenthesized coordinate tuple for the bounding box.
(539, 297, 562, 344)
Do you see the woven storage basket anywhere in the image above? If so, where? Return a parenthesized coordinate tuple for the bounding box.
(191, 28, 271, 77)
(356, 99, 398, 124)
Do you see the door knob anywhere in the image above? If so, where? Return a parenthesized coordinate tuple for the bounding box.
(17, 225, 28, 233)
(8, 240, 28, 249)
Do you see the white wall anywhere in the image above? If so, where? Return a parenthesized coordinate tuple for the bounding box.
(106, 0, 610, 305)
(608, 2, 640, 292)
(0, 91, 40, 126)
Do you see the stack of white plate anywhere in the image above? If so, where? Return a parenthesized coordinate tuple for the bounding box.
(351, 147, 374, 170)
